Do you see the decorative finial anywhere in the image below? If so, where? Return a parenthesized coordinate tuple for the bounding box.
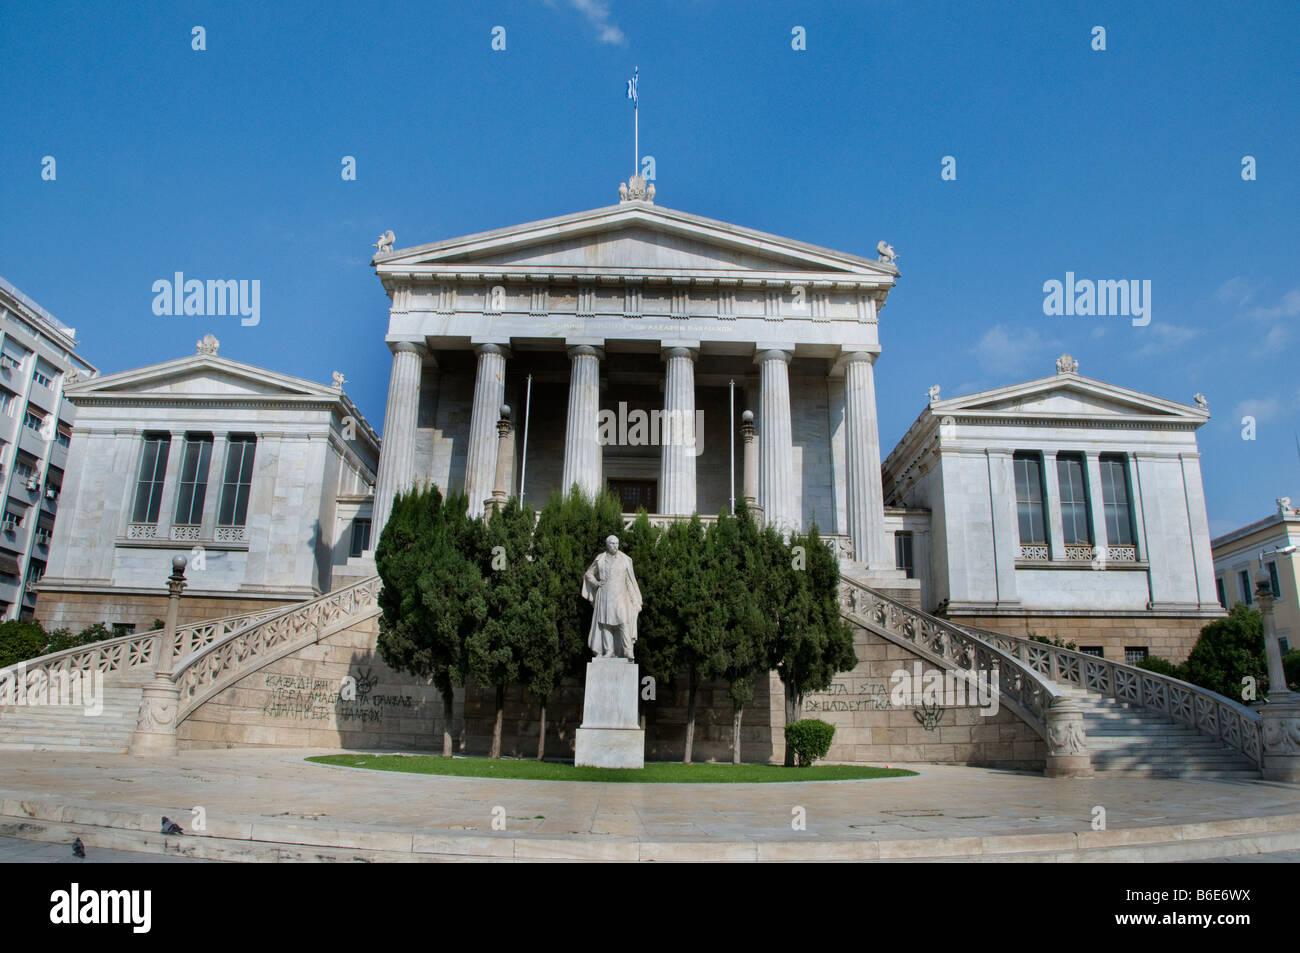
(877, 240, 897, 264)
(64, 369, 81, 385)
(1193, 393, 1208, 409)
(1278, 497, 1294, 515)
(197, 334, 219, 356)
(373, 230, 395, 254)
(619, 175, 652, 203)
(332, 371, 346, 389)
(928, 384, 941, 403)
(1055, 354, 1078, 374)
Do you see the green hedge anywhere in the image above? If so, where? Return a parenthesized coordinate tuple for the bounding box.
(784, 719, 836, 767)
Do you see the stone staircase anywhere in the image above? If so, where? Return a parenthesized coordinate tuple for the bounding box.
(0, 675, 149, 753)
(1053, 684, 1261, 779)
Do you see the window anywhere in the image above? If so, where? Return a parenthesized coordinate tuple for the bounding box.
(23, 409, 44, 434)
(2, 508, 23, 531)
(1125, 646, 1149, 666)
(0, 350, 24, 372)
(1056, 454, 1092, 545)
(218, 436, 256, 526)
(25, 560, 44, 585)
(55, 422, 71, 448)
(1013, 452, 1048, 545)
(1215, 577, 1227, 609)
(1239, 569, 1253, 605)
(1080, 646, 1105, 658)
(131, 434, 171, 524)
(1099, 455, 1135, 546)
(111, 623, 136, 636)
(0, 390, 14, 415)
(173, 434, 213, 526)
(32, 369, 52, 388)
(895, 531, 914, 578)
(350, 519, 372, 558)
(14, 459, 37, 484)
(1268, 561, 1281, 600)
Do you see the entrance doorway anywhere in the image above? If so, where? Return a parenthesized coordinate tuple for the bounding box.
(608, 479, 657, 514)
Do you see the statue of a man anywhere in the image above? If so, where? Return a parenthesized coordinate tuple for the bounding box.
(582, 535, 642, 659)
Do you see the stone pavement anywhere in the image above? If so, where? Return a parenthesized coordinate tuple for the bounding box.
(1, 748, 1298, 862)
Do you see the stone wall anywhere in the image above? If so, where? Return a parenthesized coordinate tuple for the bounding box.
(35, 591, 296, 635)
(951, 613, 1211, 665)
(179, 614, 451, 750)
(770, 622, 1046, 769)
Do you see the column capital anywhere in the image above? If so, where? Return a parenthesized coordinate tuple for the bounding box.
(567, 344, 605, 361)
(389, 341, 429, 359)
(474, 342, 512, 360)
(660, 346, 698, 363)
(754, 348, 793, 366)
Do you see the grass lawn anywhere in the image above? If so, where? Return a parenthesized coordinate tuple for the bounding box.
(308, 753, 917, 783)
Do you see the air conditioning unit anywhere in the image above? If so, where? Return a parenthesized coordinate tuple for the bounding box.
(25, 480, 37, 491)
(46, 489, 57, 500)
(2, 520, 15, 533)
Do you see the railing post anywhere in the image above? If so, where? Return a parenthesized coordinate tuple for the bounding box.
(129, 556, 187, 757)
(1257, 571, 1300, 782)
(1045, 697, 1093, 778)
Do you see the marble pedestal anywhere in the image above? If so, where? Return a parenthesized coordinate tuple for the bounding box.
(574, 658, 644, 769)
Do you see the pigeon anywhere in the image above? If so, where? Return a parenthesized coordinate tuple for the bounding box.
(161, 817, 184, 835)
(72, 838, 85, 858)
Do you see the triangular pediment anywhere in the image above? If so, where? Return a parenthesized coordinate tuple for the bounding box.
(65, 355, 341, 401)
(376, 203, 896, 280)
(934, 373, 1207, 422)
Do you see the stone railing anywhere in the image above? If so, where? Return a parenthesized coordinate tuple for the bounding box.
(959, 625, 1264, 768)
(0, 604, 283, 704)
(172, 575, 383, 721)
(838, 575, 1090, 774)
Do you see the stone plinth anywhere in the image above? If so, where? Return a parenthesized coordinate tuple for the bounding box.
(1262, 694, 1300, 783)
(574, 658, 644, 769)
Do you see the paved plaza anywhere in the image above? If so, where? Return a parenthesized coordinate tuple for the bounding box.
(0, 748, 1297, 862)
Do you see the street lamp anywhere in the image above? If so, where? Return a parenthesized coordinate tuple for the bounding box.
(1255, 568, 1290, 698)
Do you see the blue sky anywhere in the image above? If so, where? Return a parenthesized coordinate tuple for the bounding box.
(1, 0, 1295, 535)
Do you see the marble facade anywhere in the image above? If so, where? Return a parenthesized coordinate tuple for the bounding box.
(368, 184, 905, 585)
(36, 338, 380, 633)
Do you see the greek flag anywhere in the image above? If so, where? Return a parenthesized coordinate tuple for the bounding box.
(626, 68, 638, 106)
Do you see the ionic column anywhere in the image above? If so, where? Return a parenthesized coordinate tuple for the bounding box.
(755, 349, 795, 533)
(659, 346, 697, 515)
(562, 345, 604, 499)
(843, 351, 891, 569)
(465, 344, 510, 518)
(741, 410, 760, 517)
(371, 342, 428, 534)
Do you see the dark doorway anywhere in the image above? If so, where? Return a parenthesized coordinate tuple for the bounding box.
(608, 479, 657, 514)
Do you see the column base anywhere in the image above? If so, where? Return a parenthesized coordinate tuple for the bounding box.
(1261, 694, 1300, 783)
(129, 679, 180, 757)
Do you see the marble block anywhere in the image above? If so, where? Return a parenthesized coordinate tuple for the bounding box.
(574, 658, 644, 769)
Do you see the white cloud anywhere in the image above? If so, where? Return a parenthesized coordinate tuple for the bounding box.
(974, 323, 1057, 377)
(1135, 322, 1200, 356)
(1214, 276, 1258, 309)
(1247, 288, 1300, 321)
(567, 0, 626, 44)
(1233, 396, 1281, 423)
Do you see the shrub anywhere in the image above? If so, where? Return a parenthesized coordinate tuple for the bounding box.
(1284, 650, 1299, 691)
(784, 718, 836, 767)
(1182, 604, 1266, 700)
(1029, 634, 1079, 651)
(0, 620, 49, 668)
(45, 623, 113, 655)
(1136, 655, 1183, 679)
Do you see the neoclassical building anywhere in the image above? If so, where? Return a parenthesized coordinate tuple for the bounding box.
(368, 178, 911, 595)
(883, 355, 1223, 662)
(36, 336, 380, 632)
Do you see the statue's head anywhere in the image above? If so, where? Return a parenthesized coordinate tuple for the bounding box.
(605, 535, 619, 554)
